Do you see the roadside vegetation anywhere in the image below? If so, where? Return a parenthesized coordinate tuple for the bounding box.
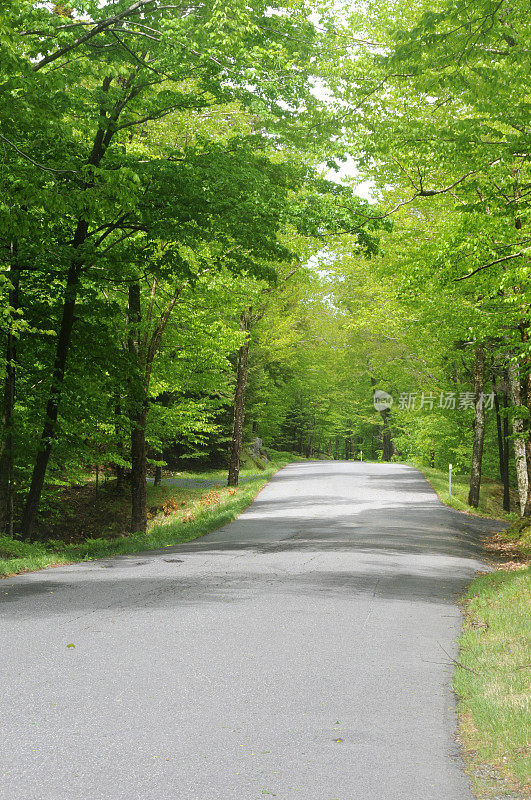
(418, 466, 530, 797)
(456, 558, 530, 799)
(419, 467, 519, 522)
(423, 467, 530, 798)
(0, 453, 296, 578)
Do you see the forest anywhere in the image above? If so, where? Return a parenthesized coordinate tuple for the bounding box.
(0, 0, 529, 541)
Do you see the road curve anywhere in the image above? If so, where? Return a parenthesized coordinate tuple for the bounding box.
(0, 462, 501, 800)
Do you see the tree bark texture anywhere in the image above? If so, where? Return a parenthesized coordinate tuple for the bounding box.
(0, 249, 19, 535)
(381, 408, 397, 462)
(493, 373, 510, 512)
(20, 77, 115, 537)
(128, 282, 148, 533)
(228, 311, 251, 487)
(507, 359, 528, 515)
(468, 343, 486, 509)
(130, 406, 147, 532)
(20, 222, 88, 538)
(523, 362, 531, 518)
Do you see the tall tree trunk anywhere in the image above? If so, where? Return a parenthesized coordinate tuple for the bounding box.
(128, 282, 148, 533)
(381, 408, 397, 462)
(516, 323, 531, 517)
(127, 277, 183, 528)
(493, 373, 510, 512)
(0, 246, 19, 535)
(502, 382, 511, 513)
(468, 343, 486, 508)
(130, 405, 147, 532)
(228, 311, 251, 487)
(507, 359, 528, 515)
(524, 438, 531, 517)
(370, 377, 397, 461)
(19, 79, 114, 537)
(20, 222, 89, 538)
(114, 395, 126, 492)
(523, 362, 531, 518)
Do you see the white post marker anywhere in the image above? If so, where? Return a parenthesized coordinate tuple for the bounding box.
(360, 451, 363, 462)
(449, 463, 452, 500)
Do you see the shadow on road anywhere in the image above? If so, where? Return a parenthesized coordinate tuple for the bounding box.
(0, 559, 481, 616)
(1, 461, 505, 618)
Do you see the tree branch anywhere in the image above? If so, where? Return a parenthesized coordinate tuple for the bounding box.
(454, 252, 525, 282)
(31, 0, 160, 72)
(0, 132, 78, 174)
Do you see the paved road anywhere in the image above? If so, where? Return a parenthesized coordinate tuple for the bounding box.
(0, 462, 502, 800)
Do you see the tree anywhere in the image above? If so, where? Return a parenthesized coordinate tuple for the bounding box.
(227, 310, 252, 487)
(326, 0, 529, 509)
(468, 344, 486, 508)
(1, 0, 334, 535)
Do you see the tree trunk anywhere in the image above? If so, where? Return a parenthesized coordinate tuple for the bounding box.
(516, 322, 531, 517)
(128, 282, 148, 533)
(502, 383, 511, 513)
(468, 343, 486, 508)
(114, 396, 126, 492)
(228, 311, 251, 487)
(130, 406, 147, 532)
(508, 360, 528, 515)
(493, 373, 510, 512)
(523, 363, 531, 518)
(19, 80, 115, 537)
(0, 248, 19, 535)
(381, 408, 397, 462)
(154, 464, 162, 487)
(370, 377, 397, 461)
(20, 222, 89, 538)
(524, 438, 531, 517)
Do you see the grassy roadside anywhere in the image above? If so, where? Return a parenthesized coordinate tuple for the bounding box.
(418, 465, 519, 521)
(417, 465, 530, 798)
(456, 568, 531, 798)
(0, 454, 297, 578)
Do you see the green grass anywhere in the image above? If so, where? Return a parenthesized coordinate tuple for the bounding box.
(417, 465, 519, 522)
(417, 464, 530, 796)
(503, 519, 531, 559)
(0, 456, 297, 578)
(455, 568, 531, 797)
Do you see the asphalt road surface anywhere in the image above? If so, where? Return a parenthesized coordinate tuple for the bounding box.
(0, 462, 502, 800)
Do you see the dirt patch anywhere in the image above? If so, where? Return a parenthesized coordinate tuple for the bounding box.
(482, 532, 529, 572)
